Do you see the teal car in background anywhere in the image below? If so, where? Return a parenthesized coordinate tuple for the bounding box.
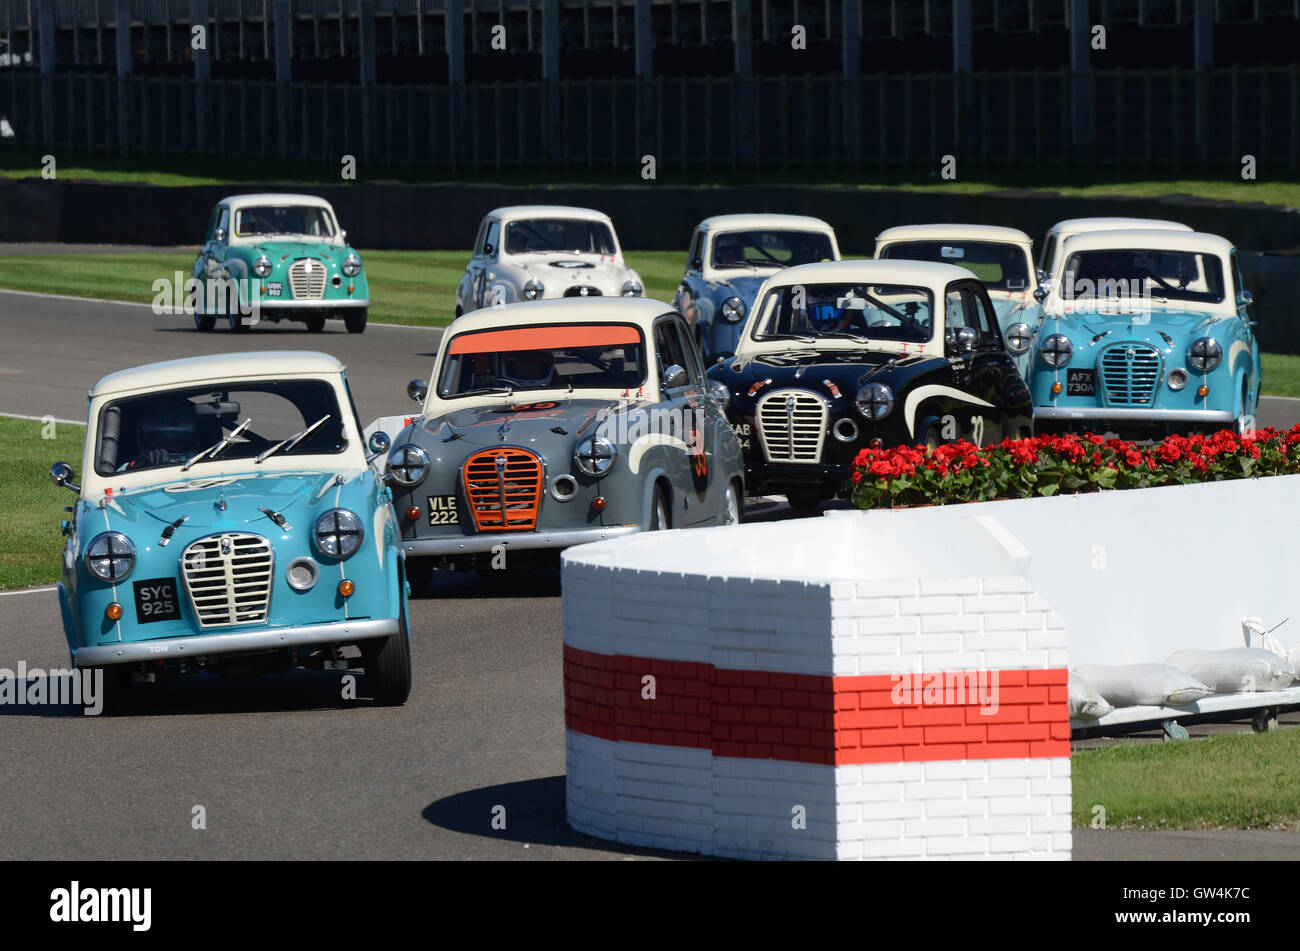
(192, 193, 371, 334)
(49, 351, 410, 713)
(1028, 229, 1261, 438)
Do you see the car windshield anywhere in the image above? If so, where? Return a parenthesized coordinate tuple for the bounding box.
(1060, 248, 1226, 305)
(710, 230, 834, 270)
(504, 218, 616, 255)
(94, 381, 347, 475)
(879, 240, 1031, 291)
(234, 205, 336, 238)
(437, 323, 648, 397)
(752, 282, 935, 344)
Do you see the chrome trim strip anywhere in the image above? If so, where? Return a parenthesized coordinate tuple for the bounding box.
(74, 617, 398, 666)
(1035, 407, 1234, 423)
(404, 525, 640, 556)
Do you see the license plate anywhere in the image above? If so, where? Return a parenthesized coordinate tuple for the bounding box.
(1066, 369, 1095, 396)
(427, 495, 460, 526)
(133, 577, 181, 624)
(266, 282, 283, 297)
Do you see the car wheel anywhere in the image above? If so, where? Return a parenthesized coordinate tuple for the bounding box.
(85, 665, 132, 717)
(786, 489, 824, 514)
(649, 486, 670, 531)
(362, 602, 412, 706)
(194, 314, 216, 332)
(344, 309, 368, 334)
(228, 312, 251, 333)
(305, 316, 326, 333)
(1236, 380, 1251, 435)
(721, 479, 743, 525)
(405, 557, 435, 599)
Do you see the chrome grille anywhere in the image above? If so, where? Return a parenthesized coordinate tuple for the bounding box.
(181, 533, 274, 628)
(463, 448, 544, 532)
(757, 389, 828, 463)
(1100, 344, 1162, 406)
(563, 285, 602, 297)
(288, 258, 327, 300)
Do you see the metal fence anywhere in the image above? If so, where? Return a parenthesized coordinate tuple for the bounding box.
(3, 65, 1298, 172)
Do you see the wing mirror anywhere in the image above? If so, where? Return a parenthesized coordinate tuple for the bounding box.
(1237, 289, 1254, 307)
(1035, 268, 1047, 285)
(483, 243, 495, 257)
(407, 379, 428, 404)
(946, 326, 978, 355)
(340, 229, 348, 243)
(662, 364, 688, 389)
(1033, 285, 1049, 303)
(366, 431, 391, 464)
(49, 462, 80, 493)
(691, 258, 703, 270)
(214, 227, 226, 243)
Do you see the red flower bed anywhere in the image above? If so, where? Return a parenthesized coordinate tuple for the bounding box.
(850, 426, 1300, 509)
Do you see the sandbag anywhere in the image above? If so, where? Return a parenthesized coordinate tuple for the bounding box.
(1073, 664, 1212, 707)
(1165, 647, 1296, 694)
(1068, 673, 1113, 719)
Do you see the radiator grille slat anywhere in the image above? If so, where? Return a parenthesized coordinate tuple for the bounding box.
(463, 448, 544, 532)
(757, 389, 828, 463)
(181, 534, 273, 628)
(1100, 344, 1162, 406)
(288, 258, 327, 300)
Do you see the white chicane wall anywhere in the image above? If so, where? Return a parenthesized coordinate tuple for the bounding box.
(562, 515, 1073, 861)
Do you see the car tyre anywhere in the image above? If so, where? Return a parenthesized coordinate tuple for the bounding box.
(84, 665, 132, 717)
(649, 486, 670, 530)
(721, 479, 743, 525)
(305, 316, 326, 333)
(405, 557, 436, 599)
(786, 489, 824, 514)
(228, 312, 251, 333)
(344, 309, 368, 334)
(194, 314, 216, 332)
(362, 602, 412, 706)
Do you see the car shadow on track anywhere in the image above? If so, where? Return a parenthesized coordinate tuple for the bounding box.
(414, 568, 564, 600)
(0, 669, 387, 717)
(423, 775, 714, 860)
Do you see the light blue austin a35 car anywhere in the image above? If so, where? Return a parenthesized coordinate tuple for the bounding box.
(1028, 229, 1261, 438)
(50, 352, 411, 712)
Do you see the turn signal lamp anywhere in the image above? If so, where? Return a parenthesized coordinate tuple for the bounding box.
(1197, 385, 1209, 398)
(1051, 382, 1063, 395)
(592, 497, 607, 511)
(338, 580, 355, 598)
(105, 602, 123, 621)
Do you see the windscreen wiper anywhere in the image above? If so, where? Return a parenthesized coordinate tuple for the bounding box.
(255, 414, 332, 463)
(182, 418, 253, 471)
(453, 386, 516, 398)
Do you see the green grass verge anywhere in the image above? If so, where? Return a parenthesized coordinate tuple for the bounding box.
(0, 249, 691, 328)
(3, 149, 1300, 207)
(1072, 729, 1300, 829)
(0, 417, 85, 591)
(1260, 353, 1300, 398)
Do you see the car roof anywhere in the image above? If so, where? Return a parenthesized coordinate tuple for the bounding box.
(90, 351, 347, 398)
(876, 223, 1031, 245)
(697, 213, 835, 232)
(1049, 217, 1192, 236)
(1057, 229, 1235, 256)
(443, 298, 676, 336)
(487, 205, 613, 222)
(217, 193, 335, 210)
(759, 258, 978, 287)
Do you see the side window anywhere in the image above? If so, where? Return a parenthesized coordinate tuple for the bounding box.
(205, 205, 220, 241)
(483, 220, 500, 259)
(1230, 249, 1244, 299)
(1038, 235, 1056, 274)
(472, 219, 488, 257)
(945, 289, 969, 332)
(215, 207, 229, 240)
(672, 320, 706, 383)
(962, 286, 998, 341)
(687, 230, 703, 271)
(654, 319, 690, 384)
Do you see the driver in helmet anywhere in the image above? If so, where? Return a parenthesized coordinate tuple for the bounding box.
(500, 349, 557, 388)
(713, 236, 744, 267)
(131, 404, 199, 469)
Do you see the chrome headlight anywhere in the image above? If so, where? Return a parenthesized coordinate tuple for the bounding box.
(855, 382, 895, 420)
(574, 436, 617, 477)
(314, 508, 364, 560)
(523, 278, 545, 301)
(1188, 337, 1222, 373)
(720, 296, 748, 323)
(709, 380, 730, 405)
(1040, 334, 1073, 368)
(1004, 322, 1033, 354)
(387, 444, 429, 486)
(621, 280, 643, 297)
(341, 253, 362, 277)
(252, 255, 272, 278)
(86, 532, 136, 583)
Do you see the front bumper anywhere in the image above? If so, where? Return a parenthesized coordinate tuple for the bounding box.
(256, 298, 370, 310)
(74, 617, 398, 667)
(1035, 407, 1235, 424)
(404, 525, 641, 557)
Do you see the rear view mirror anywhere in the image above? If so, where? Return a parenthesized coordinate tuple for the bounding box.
(662, 365, 688, 389)
(407, 379, 428, 404)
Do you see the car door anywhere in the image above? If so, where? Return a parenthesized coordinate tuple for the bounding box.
(1229, 248, 1261, 413)
(671, 315, 720, 518)
(961, 280, 1025, 444)
(200, 205, 231, 312)
(654, 315, 712, 525)
(675, 229, 706, 330)
(459, 218, 489, 312)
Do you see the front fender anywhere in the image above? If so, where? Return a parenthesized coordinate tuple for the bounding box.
(639, 467, 672, 529)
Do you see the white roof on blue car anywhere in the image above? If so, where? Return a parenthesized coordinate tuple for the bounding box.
(90, 351, 347, 398)
(760, 258, 977, 287)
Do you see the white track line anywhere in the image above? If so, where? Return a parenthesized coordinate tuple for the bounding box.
(0, 412, 84, 426)
(0, 586, 56, 597)
(0, 286, 440, 331)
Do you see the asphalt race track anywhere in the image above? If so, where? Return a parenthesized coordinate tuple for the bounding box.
(2, 289, 1299, 861)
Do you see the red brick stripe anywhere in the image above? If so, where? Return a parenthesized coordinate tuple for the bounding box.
(564, 645, 1070, 766)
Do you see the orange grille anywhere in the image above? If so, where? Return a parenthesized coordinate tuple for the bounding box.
(462, 448, 544, 532)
